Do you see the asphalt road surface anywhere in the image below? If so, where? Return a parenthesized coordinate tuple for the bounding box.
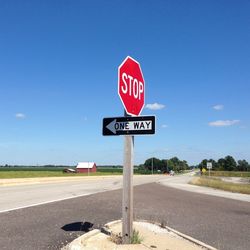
(0, 181, 249, 250)
(0, 175, 167, 212)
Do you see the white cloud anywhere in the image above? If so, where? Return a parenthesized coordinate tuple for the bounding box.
(209, 120, 240, 127)
(213, 104, 224, 111)
(15, 113, 26, 119)
(145, 103, 165, 110)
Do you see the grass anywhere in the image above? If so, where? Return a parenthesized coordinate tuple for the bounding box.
(0, 166, 155, 179)
(0, 170, 123, 179)
(190, 176, 250, 194)
(109, 230, 143, 245)
(0, 170, 66, 179)
(131, 229, 143, 244)
(203, 171, 250, 177)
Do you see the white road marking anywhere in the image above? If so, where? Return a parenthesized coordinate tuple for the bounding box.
(0, 192, 94, 214)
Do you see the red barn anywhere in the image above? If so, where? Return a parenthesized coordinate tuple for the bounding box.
(76, 162, 97, 173)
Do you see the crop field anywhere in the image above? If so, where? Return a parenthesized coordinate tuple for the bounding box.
(0, 167, 151, 179)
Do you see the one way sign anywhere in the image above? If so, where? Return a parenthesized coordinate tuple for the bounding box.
(102, 116, 155, 136)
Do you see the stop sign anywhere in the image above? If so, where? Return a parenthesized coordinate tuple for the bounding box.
(118, 56, 145, 116)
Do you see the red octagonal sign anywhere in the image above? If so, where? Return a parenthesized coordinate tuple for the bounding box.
(118, 56, 145, 116)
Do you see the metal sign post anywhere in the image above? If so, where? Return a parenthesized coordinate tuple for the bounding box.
(118, 56, 144, 244)
(207, 162, 212, 177)
(122, 130, 134, 243)
(103, 56, 150, 244)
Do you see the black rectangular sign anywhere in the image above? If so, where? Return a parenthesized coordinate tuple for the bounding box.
(102, 116, 155, 136)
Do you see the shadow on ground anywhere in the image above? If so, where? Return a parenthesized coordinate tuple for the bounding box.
(61, 221, 93, 232)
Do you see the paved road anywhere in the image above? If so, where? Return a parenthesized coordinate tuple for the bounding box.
(2, 173, 249, 214)
(0, 175, 167, 213)
(158, 174, 250, 202)
(0, 182, 249, 250)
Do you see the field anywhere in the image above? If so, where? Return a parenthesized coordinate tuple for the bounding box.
(203, 171, 250, 177)
(0, 167, 152, 179)
(190, 176, 250, 194)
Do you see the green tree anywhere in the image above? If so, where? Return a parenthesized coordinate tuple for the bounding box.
(224, 155, 237, 171)
(181, 160, 189, 170)
(199, 159, 208, 170)
(168, 157, 189, 172)
(198, 158, 217, 171)
(161, 159, 168, 172)
(217, 158, 226, 171)
(207, 159, 217, 170)
(237, 160, 249, 172)
(144, 157, 163, 172)
(166, 159, 175, 171)
(144, 157, 189, 173)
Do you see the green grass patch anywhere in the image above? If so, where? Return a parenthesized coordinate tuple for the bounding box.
(109, 229, 143, 245)
(0, 166, 155, 179)
(190, 176, 250, 194)
(131, 229, 143, 244)
(0, 170, 123, 179)
(0, 170, 66, 178)
(203, 171, 250, 177)
(97, 168, 123, 174)
(98, 168, 152, 175)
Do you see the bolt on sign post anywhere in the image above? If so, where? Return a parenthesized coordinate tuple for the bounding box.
(118, 56, 145, 244)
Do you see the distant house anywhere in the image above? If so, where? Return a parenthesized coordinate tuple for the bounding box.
(76, 162, 97, 173)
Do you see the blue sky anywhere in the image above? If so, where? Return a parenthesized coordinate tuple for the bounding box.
(0, 0, 249, 166)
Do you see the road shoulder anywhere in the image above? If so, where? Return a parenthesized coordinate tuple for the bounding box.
(158, 175, 250, 202)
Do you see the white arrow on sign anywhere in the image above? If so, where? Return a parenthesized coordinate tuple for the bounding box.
(106, 119, 153, 134)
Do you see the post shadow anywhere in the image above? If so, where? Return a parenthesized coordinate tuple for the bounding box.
(61, 221, 93, 232)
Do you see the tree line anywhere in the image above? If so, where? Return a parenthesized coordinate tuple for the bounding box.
(198, 155, 250, 172)
(138, 157, 189, 173)
(1, 155, 249, 172)
(137, 155, 250, 173)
